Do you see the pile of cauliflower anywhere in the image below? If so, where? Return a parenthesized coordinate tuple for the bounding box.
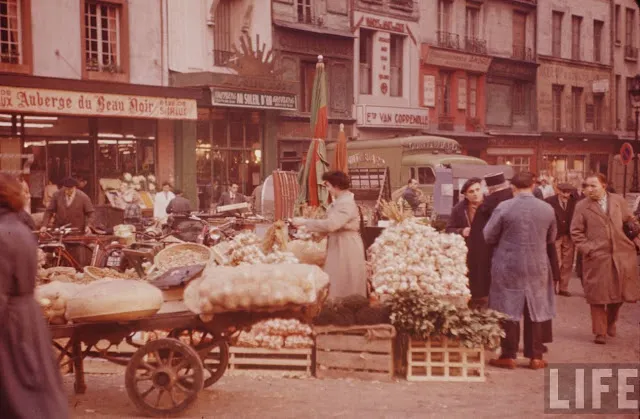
(236, 318, 314, 349)
(368, 219, 470, 298)
(213, 232, 299, 266)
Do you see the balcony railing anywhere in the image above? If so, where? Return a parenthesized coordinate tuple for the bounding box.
(624, 45, 638, 61)
(437, 31, 461, 50)
(214, 49, 234, 66)
(512, 43, 535, 61)
(465, 37, 488, 55)
(438, 115, 455, 131)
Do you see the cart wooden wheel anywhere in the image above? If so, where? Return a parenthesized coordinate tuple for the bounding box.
(125, 338, 204, 417)
(169, 328, 230, 388)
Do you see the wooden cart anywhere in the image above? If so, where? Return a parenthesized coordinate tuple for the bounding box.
(50, 298, 325, 417)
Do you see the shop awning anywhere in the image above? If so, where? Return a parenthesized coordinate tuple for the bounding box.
(273, 20, 356, 38)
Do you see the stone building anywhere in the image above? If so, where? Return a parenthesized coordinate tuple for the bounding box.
(0, 0, 199, 208)
(168, 0, 296, 206)
(482, 0, 539, 172)
(610, 0, 640, 192)
(536, 0, 614, 187)
(352, 0, 426, 140)
(418, 0, 493, 157)
(271, 0, 355, 171)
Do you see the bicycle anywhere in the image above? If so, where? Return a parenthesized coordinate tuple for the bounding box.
(37, 225, 117, 271)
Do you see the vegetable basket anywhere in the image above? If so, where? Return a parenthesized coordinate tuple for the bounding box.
(150, 243, 214, 274)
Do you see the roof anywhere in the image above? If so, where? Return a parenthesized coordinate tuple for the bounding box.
(401, 154, 487, 167)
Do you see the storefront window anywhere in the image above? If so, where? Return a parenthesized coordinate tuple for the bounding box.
(196, 109, 262, 209)
(497, 156, 531, 173)
(541, 154, 585, 186)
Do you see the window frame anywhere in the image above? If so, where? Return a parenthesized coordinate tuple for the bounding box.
(0, 0, 32, 74)
(571, 15, 582, 61)
(552, 85, 563, 132)
(389, 34, 404, 97)
(296, 0, 312, 24)
(80, 0, 129, 82)
(439, 71, 452, 116)
(468, 75, 478, 118)
(571, 86, 583, 132)
(438, 0, 452, 34)
(359, 28, 374, 95)
(593, 20, 603, 63)
(513, 82, 528, 116)
(593, 94, 603, 131)
(552, 11, 563, 58)
(625, 8, 635, 47)
(465, 6, 479, 40)
(615, 5, 621, 44)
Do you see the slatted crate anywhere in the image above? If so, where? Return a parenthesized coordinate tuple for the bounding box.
(314, 325, 395, 382)
(228, 346, 313, 376)
(406, 336, 485, 382)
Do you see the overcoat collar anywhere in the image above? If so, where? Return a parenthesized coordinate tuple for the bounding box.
(585, 193, 614, 220)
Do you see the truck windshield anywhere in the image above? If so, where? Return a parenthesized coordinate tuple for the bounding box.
(410, 167, 436, 185)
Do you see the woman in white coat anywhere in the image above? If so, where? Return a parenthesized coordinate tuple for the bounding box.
(293, 171, 367, 299)
(153, 182, 175, 219)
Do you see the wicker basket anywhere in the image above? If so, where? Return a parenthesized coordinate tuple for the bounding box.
(152, 243, 214, 273)
(83, 266, 136, 281)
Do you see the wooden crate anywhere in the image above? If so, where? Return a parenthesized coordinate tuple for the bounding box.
(406, 336, 485, 382)
(314, 325, 395, 382)
(228, 346, 313, 376)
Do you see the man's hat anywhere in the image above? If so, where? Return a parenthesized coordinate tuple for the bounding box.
(484, 172, 506, 187)
(557, 182, 575, 192)
(61, 177, 78, 188)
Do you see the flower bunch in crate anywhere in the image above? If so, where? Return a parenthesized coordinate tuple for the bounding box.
(388, 290, 507, 349)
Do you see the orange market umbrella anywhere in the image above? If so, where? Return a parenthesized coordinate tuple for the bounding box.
(296, 55, 329, 211)
(332, 123, 348, 173)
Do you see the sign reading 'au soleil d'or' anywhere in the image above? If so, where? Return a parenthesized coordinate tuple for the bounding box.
(0, 86, 197, 120)
(211, 88, 297, 110)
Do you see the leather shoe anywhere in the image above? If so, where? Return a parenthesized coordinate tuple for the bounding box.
(607, 324, 616, 337)
(489, 358, 517, 369)
(529, 359, 548, 370)
(594, 335, 606, 344)
(558, 291, 571, 297)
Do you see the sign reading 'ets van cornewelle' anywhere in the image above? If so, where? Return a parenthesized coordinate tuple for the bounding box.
(0, 86, 197, 120)
(357, 105, 429, 129)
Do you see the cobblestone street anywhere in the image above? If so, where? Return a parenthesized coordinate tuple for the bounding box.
(67, 279, 639, 419)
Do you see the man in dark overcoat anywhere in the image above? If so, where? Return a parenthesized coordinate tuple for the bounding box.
(484, 172, 557, 370)
(467, 172, 513, 309)
(545, 183, 577, 296)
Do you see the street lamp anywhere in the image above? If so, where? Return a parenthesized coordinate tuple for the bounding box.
(628, 74, 640, 192)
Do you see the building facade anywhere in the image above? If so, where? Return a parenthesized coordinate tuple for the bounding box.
(0, 0, 199, 209)
(536, 0, 614, 187)
(271, 0, 355, 172)
(483, 0, 539, 172)
(611, 0, 640, 192)
(352, 0, 426, 140)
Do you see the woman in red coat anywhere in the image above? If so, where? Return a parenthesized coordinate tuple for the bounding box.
(0, 173, 68, 419)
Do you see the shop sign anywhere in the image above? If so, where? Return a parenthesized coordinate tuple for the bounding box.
(362, 16, 406, 34)
(347, 152, 387, 166)
(0, 86, 197, 120)
(457, 77, 467, 110)
(211, 88, 297, 110)
(357, 105, 429, 129)
(592, 79, 609, 93)
(404, 140, 461, 154)
(422, 75, 436, 107)
(422, 46, 492, 73)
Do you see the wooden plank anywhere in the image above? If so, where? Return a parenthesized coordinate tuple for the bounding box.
(316, 350, 392, 372)
(231, 358, 311, 367)
(230, 347, 312, 356)
(316, 334, 392, 354)
(316, 368, 393, 382)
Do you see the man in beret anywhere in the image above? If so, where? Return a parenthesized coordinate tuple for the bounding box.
(467, 172, 514, 309)
(545, 183, 578, 296)
(41, 177, 94, 234)
(446, 177, 484, 243)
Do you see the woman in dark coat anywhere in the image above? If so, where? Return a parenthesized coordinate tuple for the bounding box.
(0, 173, 68, 419)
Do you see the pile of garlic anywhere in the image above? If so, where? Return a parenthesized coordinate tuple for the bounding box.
(215, 232, 299, 266)
(236, 318, 314, 349)
(188, 263, 329, 314)
(368, 219, 470, 298)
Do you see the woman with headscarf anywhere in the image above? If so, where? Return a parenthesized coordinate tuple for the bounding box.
(0, 173, 69, 419)
(292, 171, 367, 299)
